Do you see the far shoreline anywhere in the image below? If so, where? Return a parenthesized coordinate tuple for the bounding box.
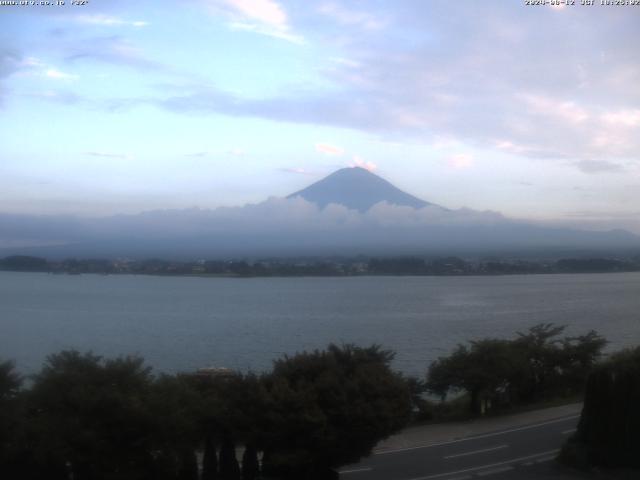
(2, 269, 640, 280)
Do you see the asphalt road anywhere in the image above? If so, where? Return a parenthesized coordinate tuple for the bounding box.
(339, 414, 580, 480)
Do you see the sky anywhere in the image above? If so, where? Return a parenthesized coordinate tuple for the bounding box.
(0, 0, 639, 231)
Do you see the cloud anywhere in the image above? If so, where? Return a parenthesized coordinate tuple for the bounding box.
(0, 49, 22, 106)
(521, 94, 589, 124)
(85, 151, 131, 159)
(10, 55, 78, 82)
(315, 143, 344, 156)
(350, 155, 377, 172)
(329, 57, 361, 68)
(279, 167, 315, 176)
(66, 36, 166, 71)
(227, 148, 246, 156)
(45, 68, 78, 80)
(1, 50, 84, 107)
(555, 210, 640, 234)
(3, 196, 638, 254)
(575, 160, 625, 174)
(109, 197, 508, 236)
(205, 0, 303, 44)
(183, 148, 245, 158)
(317, 2, 387, 30)
(447, 153, 474, 170)
(152, 86, 401, 133)
(160, 3, 637, 163)
(217, 0, 287, 27)
(23, 90, 82, 105)
(601, 109, 640, 128)
(228, 21, 304, 44)
(18, 57, 44, 68)
(13, 2, 637, 172)
(72, 14, 149, 28)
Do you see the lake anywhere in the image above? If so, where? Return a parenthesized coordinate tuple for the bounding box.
(1, 271, 639, 377)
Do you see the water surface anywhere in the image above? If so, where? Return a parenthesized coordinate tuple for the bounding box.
(1, 272, 639, 376)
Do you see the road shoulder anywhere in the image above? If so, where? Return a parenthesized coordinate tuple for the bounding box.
(374, 403, 583, 454)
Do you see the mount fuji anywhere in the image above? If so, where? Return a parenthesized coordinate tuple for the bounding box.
(287, 167, 437, 212)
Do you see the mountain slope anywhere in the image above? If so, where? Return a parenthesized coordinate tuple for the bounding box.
(287, 167, 435, 212)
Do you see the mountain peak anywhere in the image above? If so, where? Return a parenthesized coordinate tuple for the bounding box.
(287, 167, 435, 212)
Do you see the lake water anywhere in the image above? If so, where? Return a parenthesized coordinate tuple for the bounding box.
(1, 271, 639, 377)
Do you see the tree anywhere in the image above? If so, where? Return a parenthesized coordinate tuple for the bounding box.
(561, 346, 640, 469)
(427, 339, 514, 414)
(556, 330, 607, 393)
(511, 324, 606, 402)
(0, 360, 23, 476)
(427, 325, 607, 414)
(0, 255, 48, 272)
(260, 344, 411, 479)
(25, 351, 156, 480)
(189, 371, 267, 480)
(147, 374, 204, 479)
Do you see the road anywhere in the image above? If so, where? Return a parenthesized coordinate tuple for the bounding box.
(339, 413, 581, 480)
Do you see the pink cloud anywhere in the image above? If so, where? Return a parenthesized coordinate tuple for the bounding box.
(521, 94, 589, 123)
(350, 155, 377, 172)
(601, 109, 640, 128)
(315, 143, 344, 156)
(447, 154, 474, 170)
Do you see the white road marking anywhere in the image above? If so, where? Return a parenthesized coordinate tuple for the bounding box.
(562, 428, 576, 435)
(340, 467, 373, 474)
(444, 444, 508, 459)
(375, 415, 579, 455)
(404, 449, 560, 480)
(477, 465, 514, 476)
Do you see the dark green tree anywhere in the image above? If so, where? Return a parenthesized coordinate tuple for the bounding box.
(510, 323, 569, 402)
(511, 324, 606, 402)
(427, 325, 607, 414)
(0, 360, 23, 476)
(147, 374, 203, 479)
(427, 339, 513, 414)
(25, 351, 156, 480)
(192, 371, 269, 480)
(260, 344, 411, 479)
